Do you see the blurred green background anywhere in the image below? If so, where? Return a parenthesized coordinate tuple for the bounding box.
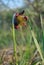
(0, 0, 44, 65)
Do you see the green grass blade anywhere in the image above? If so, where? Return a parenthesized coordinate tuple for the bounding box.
(31, 30, 44, 61)
(40, 14, 44, 58)
(20, 26, 26, 43)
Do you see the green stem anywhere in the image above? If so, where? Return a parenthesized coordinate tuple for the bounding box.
(12, 24, 18, 65)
